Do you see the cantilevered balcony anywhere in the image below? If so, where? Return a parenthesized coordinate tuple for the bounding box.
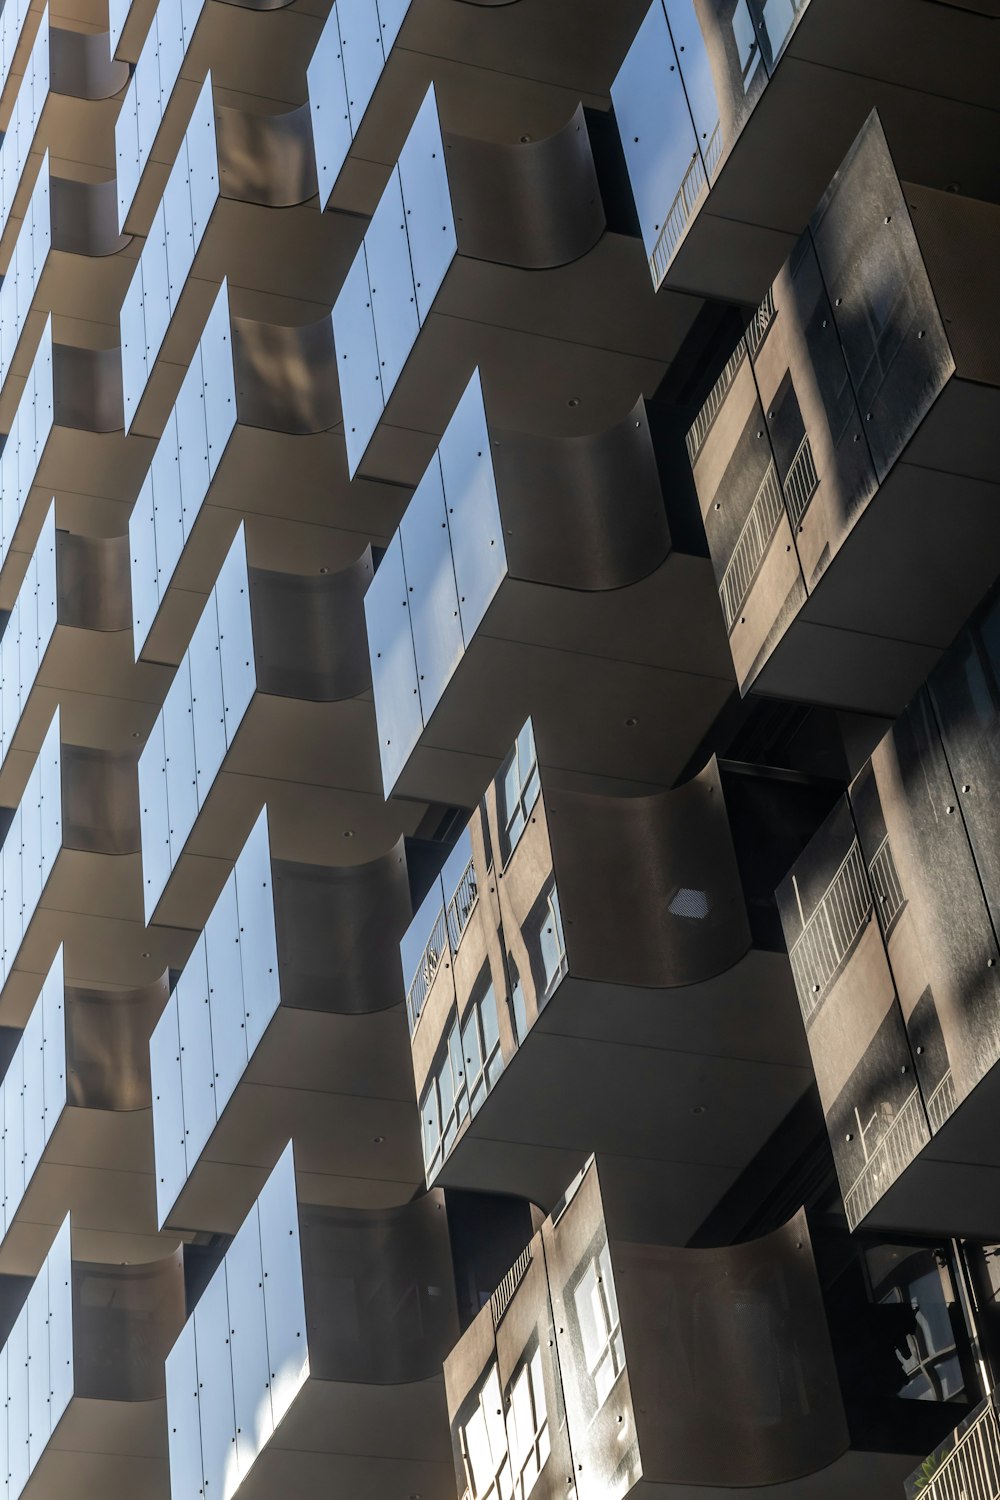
(128, 278, 403, 664)
(364, 368, 733, 804)
(444, 1156, 973, 1500)
(612, 0, 997, 300)
(0, 501, 170, 801)
(400, 715, 838, 1242)
(164, 1142, 530, 1500)
(149, 806, 421, 1235)
(689, 112, 1000, 716)
(777, 586, 1000, 1238)
(137, 524, 421, 929)
(332, 82, 704, 480)
(906, 1396, 1000, 1500)
(0, 944, 168, 1274)
(0, 1216, 184, 1499)
(0, 707, 189, 1022)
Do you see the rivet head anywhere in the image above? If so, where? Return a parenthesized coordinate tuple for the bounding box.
(845, 1132, 853, 1142)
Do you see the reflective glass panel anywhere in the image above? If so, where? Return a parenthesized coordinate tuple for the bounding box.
(165, 1317, 204, 1500)
(234, 810, 280, 1057)
(397, 84, 456, 323)
(332, 246, 384, 477)
(399, 456, 463, 722)
(176, 937, 217, 1168)
(438, 371, 505, 646)
(307, 10, 352, 209)
(226, 1206, 273, 1476)
(364, 532, 422, 796)
(150, 993, 187, 1225)
(194, 1268, 239, 1500)
(366, 167, 420, 396)
(257, 1143, 309, 1428)
(337, 0, 385, 133)
(205, 873, 249, 1116)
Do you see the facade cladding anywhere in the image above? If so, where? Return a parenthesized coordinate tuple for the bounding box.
(0, 0, 998, 1498)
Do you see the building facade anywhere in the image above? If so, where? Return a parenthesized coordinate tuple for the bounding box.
(0, 1, 997, 1498)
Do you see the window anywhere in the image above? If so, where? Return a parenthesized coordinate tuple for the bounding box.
(462, 980, 504, 1116)
(499, 721, 540, 859)
(461, 1364, 511, 1500)
(506, 1348, 550, 1500)
(419, 1018, 469, 1179)
(460, 1352, 550, 1500)
(572, 1241, 625, 1408)
(538, 885, 567, 1001)
(508, 957, 529, 1045)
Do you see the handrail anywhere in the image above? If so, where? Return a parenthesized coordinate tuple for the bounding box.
(843, 1084, 926, 1230)
(490, 1243, 533, 1328)
(717, 460, 784, 631)
(911, 1396, 1000, 1499)
(788, 839, 871, 1023)
(650, 123, 717, 286)
(782, 432, 819, 530)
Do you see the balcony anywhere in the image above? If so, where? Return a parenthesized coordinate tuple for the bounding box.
(689, 111, 1000, 717)
(137, 524, 419, 928)
(0, 501, 170, 800)
(612, 0, 997, 300)
(118, 74, 350, 436)
(444, 1156, 964, 1500)
(128, 277, 402, 663)
(164, 1142, 531, 1500)
(907, 1397, 1000, 1500)
(400, 715, 840, 1242)
(149, 805, 422, 1235)
(332, 82, 705, 480)
(0, 942, 169, 1276)
(0, 1215, 184, 1499)
(364, 367, 733, 804)
(777, 585, 1000, 1235)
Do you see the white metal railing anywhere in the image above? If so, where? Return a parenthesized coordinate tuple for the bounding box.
(650, 126, 716, 287)
(788, 840, 871, 1023)
(490, 1243, 533, 1327)
(686, 338, 748, 464)
(746, 286, 776, 358)
(717, 460, 784, 631)
(926, 1070, 957, 1135)
(782, 432, 819, 530)
(406, 906, 447, 1035)
(843, 1085, 926, 1230)
(913, 1398, 1000, 1500)
(868, 834, 905, 932)
(446, 856, 479, 953)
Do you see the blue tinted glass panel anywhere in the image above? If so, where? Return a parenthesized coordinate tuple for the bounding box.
(26, 1260, 49, 1465)
(187, 77, 220, 250)
(194, 1269, 239, 1500)
(7, 1306, 28, 1495)
(397, 84, 456, 323)
(377, 0, 409, 50)
(165, 1317, 203, 1500)
(41, 947, 66, 1139)
(142, 203, 172, 363)
(257, 1144, 309, 1428)
(337, 0, 384, 133)
(152, 413, 185, 588)
(366, 167, 419, 396)
(48, 1215, 73, 1427)
(175, 351, 211, 530)
(21, 1000, 44, 1184)
(332, 247, 384, 477)
(139, 717, 171, 923)
(150, 993, 187, 1225)
(162, 659, 198, 860)
(438, 371, 505, 644)
(205, 874, 248, 1115)
(176, 937, 217, 1168)
(399, 456, 462, 721)
(189, 593, 227, 803)
(234, 810, 280, 1057)
(226, 1207, 273, 1477)
(202, 287, 237, 477)
(130, 473, 160, 657)
(307, 9, 352, 209)
(363, 532, 422, 795)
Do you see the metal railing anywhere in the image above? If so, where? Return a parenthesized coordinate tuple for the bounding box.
(490, 1243, 533, 1327)
(912, 1398, 1000, 1499)
(788, 840, 871, 1023)
(868, 834, 906, 933)
(406, 905, 447, 1035)
(650, 126, 717, 288)
(746, 286, 776, 358)
(782, 432, 819, 530)
(843, 1085, 926, 1230)
(926, 1070, 957, 1135)
(718, 460, 784, 631)
(686, 337, 747, 464)
(446, 856, 479, 952)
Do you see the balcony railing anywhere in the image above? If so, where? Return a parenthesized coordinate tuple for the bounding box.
(782, 433, 820, 530)
(912, 1397, 1000, 1500)
(868, 834, 906, 933)
(406, 906, 448, 1035)
(686, 337, 747, 464)
(489, 1243, 533, 1327)
(446, 857, 479, 953)
(718, 460, 785, 631)
(788, 840, 872, 1023)
(843, 1085, 926, 1230)
(926, 1071, 957, 1135)
(746, 287, 776, 358)
(650, 130, 714, 287)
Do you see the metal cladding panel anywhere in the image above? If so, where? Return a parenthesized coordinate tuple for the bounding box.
(134, 38, 162, 169)
(2, 816, 22, 984)
(202, 286, 237, 477)
(0, 0, 31, 103)
(664, 0, 765, 180)
(216, 527, 256, 747)
(399, 455, 463, 723)
(162, 658, 199, 861)
(332, 244, 385, 478)
(397, 84, 457, 324)
(26, 1258, 50, 1467)
(41, 947, 66, 1139)
(6, 1304, 28, 1496)
(437, 370, 506, 646)
(163, 139, 196, 305)
(188, 74, 221, 250)
(166, 1316, 204, 1500)
(337, 0, 385, 133)
(38, 708, 61, 892)
(205, 873, 249, 1117)
(307, 8, 352, 209)
(47, 1216, 73, 1430)
(176, 937, 218, 1169)
(809, 115, 954, 483)
(611, 2, 700, 280)
(21, 756, 43, 922)
(2, 1048, 24, 1223)
(139, 715, 172, 923)
(194, 1266, 240, 1500)
(21, 998, 45, 1186)
(120, 264, 149, 434)
(175, 350, 212, 527)
(151, 991, 188, 1227)
(364, 531, 422, 796)
(156, 0, 187, 111)
(142, 203, 173, 370)
(131, 472, 160, 657)
(377, 0, 410, 51)
(181, 0, 207, 49)
(152, 414, 186, 595)
(189, 593, 227, 803)
(226, 1206, 274, 1478)
(0, 1325, 6, 1500)
(108, 0, 130, 57)
(366, 166, 420, 395)
(257, 1143, 309, 1429)
(115, 79, 141, 231)
(234, 810, 280, 1058)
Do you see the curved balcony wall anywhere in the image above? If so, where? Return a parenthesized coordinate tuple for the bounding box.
(332, 82, 705, 482)
(0, 943, 168, 1275)
(165, 1142, 478, 1500)
(149, 805, 421, 1234)
(0, 316, 152, 602)
(0, 501, 171, 802)
(445, 1156, 952, 1500)
(777, 586, 1000, 1237)
(0, 7, 127, 264)
(0, 1215, 184, 1499)
(136, 523, 415, 929)
(128, 277, 403, 663)
(612, 0, 997, 300)
(364, 366, 732, 805)
(689, 111, 1000, 717)
(400, 715, 834, 1241)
